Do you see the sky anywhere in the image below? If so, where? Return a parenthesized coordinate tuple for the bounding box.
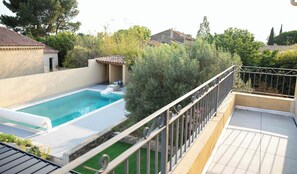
(0, 0, 297, 42)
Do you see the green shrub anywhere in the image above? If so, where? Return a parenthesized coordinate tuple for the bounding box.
(0, 133, 50, 159)
(63, 35, 101, 68)
(274, 50, 297, 69)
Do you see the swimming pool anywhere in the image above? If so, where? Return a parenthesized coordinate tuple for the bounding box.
(18, 90, 123, 127)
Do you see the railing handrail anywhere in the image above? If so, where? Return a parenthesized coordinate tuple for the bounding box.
(52, 65, 235, 174)
(238, 66, 297, 72)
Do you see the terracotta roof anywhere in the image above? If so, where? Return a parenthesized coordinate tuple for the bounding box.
(173, 30, 194, 41)
(0, 27, 44, 47)
(260, 44, 297, 52)
(44, 45, 59, 54)
(150, 29, 194, 44)
(96, 56, 125, 65)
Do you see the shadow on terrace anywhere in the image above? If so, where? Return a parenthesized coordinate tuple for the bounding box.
(53, 66, 297, 174)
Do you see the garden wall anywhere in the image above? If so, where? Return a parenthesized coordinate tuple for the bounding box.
(0, 59, 107, 107)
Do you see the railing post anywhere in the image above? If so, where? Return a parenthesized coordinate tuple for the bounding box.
(161, 109, 170, 174)
(294, 80, 297, 116)
(215, 77, 220, 116)
(231, 66, 235, 90)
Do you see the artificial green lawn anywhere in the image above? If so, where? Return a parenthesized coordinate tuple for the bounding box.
(74, 142, 160, 174)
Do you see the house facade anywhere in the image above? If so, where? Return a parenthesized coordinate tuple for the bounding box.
(43, 45, 59, 73)
(0, 27, 58, 79)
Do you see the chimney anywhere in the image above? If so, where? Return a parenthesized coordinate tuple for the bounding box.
(170, 28, 173, 38)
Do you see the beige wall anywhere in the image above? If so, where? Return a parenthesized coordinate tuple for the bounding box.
(0, 59, 106, 107)
(109, 64, 122, 83)
(173, 93, 236, 174)
(295, 81, 297, 116)
(235, 92, 294, 112)
(0, 49, 44, 79)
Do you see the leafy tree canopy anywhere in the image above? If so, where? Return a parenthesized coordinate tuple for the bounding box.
(0, 0, 80, 37)
(37, 31, 76, 66)
(274, 30, 297, 45)
(274, 49, 297, 69)
(125, 39, 241, 120)
(63, 34, 101, 68)
(101, 25, 151, 66)
(214, 28, 263, 66)
(125, 44, 201, 121)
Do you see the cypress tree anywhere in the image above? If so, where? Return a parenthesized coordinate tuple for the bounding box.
(268, 27, 275, 45)
(279, 24, 283, 35)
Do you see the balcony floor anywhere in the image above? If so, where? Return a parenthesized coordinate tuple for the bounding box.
(206, 108, 297, 174)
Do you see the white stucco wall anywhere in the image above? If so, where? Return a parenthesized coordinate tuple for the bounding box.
(43, 53, 59, 73)
(0, 49, 44, 79)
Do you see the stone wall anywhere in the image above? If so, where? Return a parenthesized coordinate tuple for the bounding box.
(68, 131, 114, 162)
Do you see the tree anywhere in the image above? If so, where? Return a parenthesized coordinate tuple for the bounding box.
(125, 44, 201, 121)
(267, 27, 275, 45)
(274, 30, 297, 45)
(279, 24, 283, 35)
(0, 0, 80, 37)
(125, 39, 241, 120)
(101, 25, 151, 66)
(53, 0, 81, 34)
(38, 32, 76, 66)
(63, 35, 101, 68)
(214, 28, 262, 66)
(196, 16, 213, 42)
(190, 38, 241, 80)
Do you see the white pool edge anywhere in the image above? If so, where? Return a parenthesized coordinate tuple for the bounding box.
(6, 87, 125, 135)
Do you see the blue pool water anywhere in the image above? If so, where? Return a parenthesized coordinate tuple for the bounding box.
(18, 90, 123, 127)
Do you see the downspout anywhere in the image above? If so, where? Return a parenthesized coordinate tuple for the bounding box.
(291, 0, 297, 6)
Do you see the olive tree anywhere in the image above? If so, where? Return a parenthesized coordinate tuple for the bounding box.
(125, 39, 241, 121)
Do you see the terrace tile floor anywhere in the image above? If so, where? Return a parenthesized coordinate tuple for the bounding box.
(206, 108, 297, 174)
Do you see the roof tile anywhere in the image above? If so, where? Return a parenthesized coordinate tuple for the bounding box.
(0, 27, 44, 47)
(96, 55, 125, 64)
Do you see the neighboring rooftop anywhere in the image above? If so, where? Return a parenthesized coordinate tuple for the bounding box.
(150, 28, 194, 44)
(96, 55, 125, 65)
(0, 142, 77, 174)
(44, 45, 59, 54)
(0, 27, 44, 47)
(260, 44, 297, 52)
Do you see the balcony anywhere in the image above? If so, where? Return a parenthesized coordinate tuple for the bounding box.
(53, 66, 297, 174)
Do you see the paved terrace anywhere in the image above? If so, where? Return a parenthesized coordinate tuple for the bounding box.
(206, 108, 297, 174)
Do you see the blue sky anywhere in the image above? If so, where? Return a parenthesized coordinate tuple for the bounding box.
(1, 0, 297, 42)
